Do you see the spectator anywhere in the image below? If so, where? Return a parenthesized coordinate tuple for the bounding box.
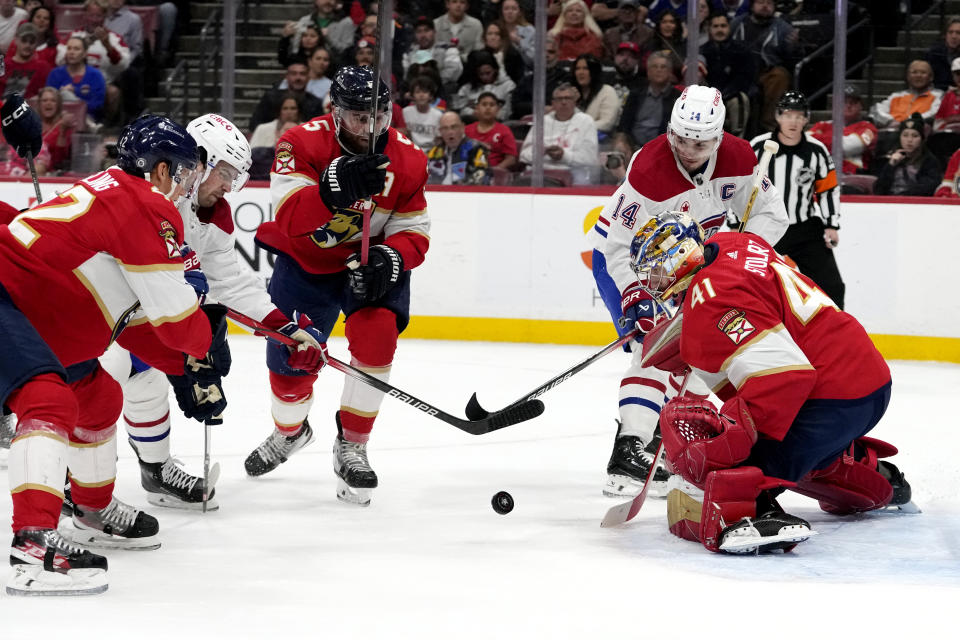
(249, 94, 302, 149)
(934, 57, 960, 131)
(404, 59, 447, 103)
(612, 42, 642, 105)
(648, 0, 691, 22)
(283, 0, 355, 59)
(618, 51, 681, 147)
(403, 75, 444, 149)
(730, 0, 799, 130)
(701, 11, 755, 134)
(278, 46, 334, 103)
(644, 10, 686, 81)
(0, 0, 27, 53)
(453, 50, 515, 121)
(46, 36, 107, 122)
(572, 54, 621, 134)
(718, 0, 750, 18)
(875, 113, 940, 197)
(434, 0, 485, 63)
(519, 82, 600, 184)
(591, 0, 649, 30)
(351, 36, 376, 67)
(35, 86, 78, 174)
(0, 23, 53, 99)
(600, 131, 636, 183)
(934, 146, 960, 197)
(550, 0, 605, 62)
(809, 85, 878, 175)
(105, 0, 144, 61)
(924, 16, 960, 91)
(500, 0, 535, 64)
(426, 111, 490, 185)
(249, 61, 325, 132)
(402, 16, 463, 95)
(511, 34, 570, 119)
(279, 24, 322, 69)
(127, 1, 179, 66)
(465, 91, 518, 170)
(602, 0, 654, 62)
(482, 21, 526, 85)
(5, 5, 60, 67)
(870, 60, 944, 128)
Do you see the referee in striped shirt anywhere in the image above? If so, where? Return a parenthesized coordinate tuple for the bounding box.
(747, 91, 845, 308)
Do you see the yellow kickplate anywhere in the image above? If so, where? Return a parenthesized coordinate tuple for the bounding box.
(667, 488, 703, 527)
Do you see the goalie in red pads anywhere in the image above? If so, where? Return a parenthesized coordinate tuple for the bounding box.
(631, 212, 914, 554)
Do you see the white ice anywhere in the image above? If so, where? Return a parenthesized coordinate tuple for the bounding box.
(2, 336, 959, 637)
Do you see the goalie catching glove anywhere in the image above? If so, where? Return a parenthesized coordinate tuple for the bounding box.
(318, 153, 390, 211)
(347, 244, 403, 303)
(271, 311, 327, 374)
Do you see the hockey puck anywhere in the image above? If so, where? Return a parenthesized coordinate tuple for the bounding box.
(491, 491, 514, 515)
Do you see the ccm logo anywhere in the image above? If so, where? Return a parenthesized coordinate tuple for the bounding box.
(1, 101, 29, 127)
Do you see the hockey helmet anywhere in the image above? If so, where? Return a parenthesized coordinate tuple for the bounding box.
(669, 85, 725, 141)
(630, 212, 706, 300)
(187, 113, 252, 193)
(329, 65, 392, 152)
(776, 90, 810, 118)
(117, 114, 201, 205)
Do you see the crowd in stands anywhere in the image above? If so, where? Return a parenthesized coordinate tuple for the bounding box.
(7, 0, 960, 197)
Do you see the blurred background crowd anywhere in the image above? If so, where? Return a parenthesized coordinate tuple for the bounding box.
(3, 0, 960, 196)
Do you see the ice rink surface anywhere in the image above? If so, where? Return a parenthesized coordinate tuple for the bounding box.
(2, 335, 958, 638)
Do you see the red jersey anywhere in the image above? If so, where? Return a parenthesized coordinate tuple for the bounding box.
(935, 147, 960, 197)
(256, 113, 430, 275)
(0, 168, 212, 367)
(0, 56, 53, 98)
(464, 122, 518, 167)
(808, 119, 877, 174)
(680, 232, 889, 441)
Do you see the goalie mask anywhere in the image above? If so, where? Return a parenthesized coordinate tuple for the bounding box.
(630, 212, 705, 300)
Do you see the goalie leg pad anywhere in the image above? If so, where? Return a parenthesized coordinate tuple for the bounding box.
(793, 438, 896, 515)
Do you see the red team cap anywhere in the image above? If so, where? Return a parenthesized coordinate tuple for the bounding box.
(617, 42, 641, 56)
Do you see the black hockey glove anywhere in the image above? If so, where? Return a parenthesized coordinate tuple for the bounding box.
(318, 153, 390, 210)
(166, 374, 227, 424)
(1, 94, 43, 159)
(184, 304, 232, 385)
(346, 245, 404, 303)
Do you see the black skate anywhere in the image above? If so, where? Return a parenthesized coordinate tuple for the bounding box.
(718, 509, 816, 554)
(604, 422, 670, 498)
(244, 420, 314, 477)
(139, 455, 219, 511)
(333, 413, 377, 506)
(878, 460, 920, 513)
(8, 527, 108, 596)
(63, 497, 160, 551)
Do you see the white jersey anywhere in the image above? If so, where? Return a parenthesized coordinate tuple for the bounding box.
(587, 132, 788, 300)
(179, 198, 278, 324)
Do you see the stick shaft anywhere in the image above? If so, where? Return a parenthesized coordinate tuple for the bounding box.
(25, 151, 42, 202)
(738, 144, 777, 232)
(361, 6, 387, 266)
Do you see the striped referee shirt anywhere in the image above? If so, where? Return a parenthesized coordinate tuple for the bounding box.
(749, 132, 840, 228)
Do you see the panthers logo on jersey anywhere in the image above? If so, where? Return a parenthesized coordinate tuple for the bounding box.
(717, 308, 756, 345)
(310, 208, 363, 248)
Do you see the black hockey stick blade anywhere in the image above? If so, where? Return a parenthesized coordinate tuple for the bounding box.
(224, 308, 543, 435)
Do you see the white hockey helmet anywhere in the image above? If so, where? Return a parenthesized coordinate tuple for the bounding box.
(186, 113, 252, 193)
(668, 85, 725, 141)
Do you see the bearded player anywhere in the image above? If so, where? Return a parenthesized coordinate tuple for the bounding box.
(249, 65, 430, 507)
(587, 85, 789, 498)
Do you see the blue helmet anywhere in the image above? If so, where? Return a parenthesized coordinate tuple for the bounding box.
(330, 65, 391, 113)
(117, 114, 199, 178)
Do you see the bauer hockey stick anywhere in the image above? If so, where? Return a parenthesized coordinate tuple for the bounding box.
(600, 368, 691, 528)
(225, 308, 544, 435)
(738, 139, 779, 233)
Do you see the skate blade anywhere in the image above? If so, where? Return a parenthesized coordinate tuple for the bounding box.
(720, 527, 818, 553)
(59, 522, 161, 551)
(6, 564, 108, 596)
(882, 500, 922, 514)
(147, 492, 219, 512)
(336, 479, 372, 507)
(603, 474, 667, 499)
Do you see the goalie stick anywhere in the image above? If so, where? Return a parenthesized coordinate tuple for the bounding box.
(600, 368, 691, 528)
(465, 327, 642, 421)
(225, 308, 544, 435)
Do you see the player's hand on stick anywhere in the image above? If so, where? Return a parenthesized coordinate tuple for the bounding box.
(620, 285, 658, 335)
(318, 153, 390, 210)
(346, 244, 403, 303)
(167, 374, 227, 423)
(1, 94, 42, 159)
(274, 311, 327, 374)
(185, 304, 232, 385)
(181, 244, 209, 300)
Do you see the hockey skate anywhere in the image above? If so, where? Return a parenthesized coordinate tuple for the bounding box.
(61, 497, 160, 550)
(604, 422, 670, 498)
(0, 412, 14, 469)
(130, 440, 221, 511)
(718, 510, 817, 554)
(8, 528, 108, 596)
(333, 416, 378, 506)
(244, 420, 314, 477)
(878, 460, 921, 513)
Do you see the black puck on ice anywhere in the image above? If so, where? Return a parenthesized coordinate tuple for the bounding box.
(491, 491, 514, 515)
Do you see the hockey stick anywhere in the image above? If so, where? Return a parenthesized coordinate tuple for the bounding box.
(225, 308, 544, 435)
(360, 4, 388, 266)
(738, 139, 779, 233)
(464, 327, 642, 421)
(25, 150, 42, 202)
(600, 368, 691, 528)
(202, 422, 212, 512)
